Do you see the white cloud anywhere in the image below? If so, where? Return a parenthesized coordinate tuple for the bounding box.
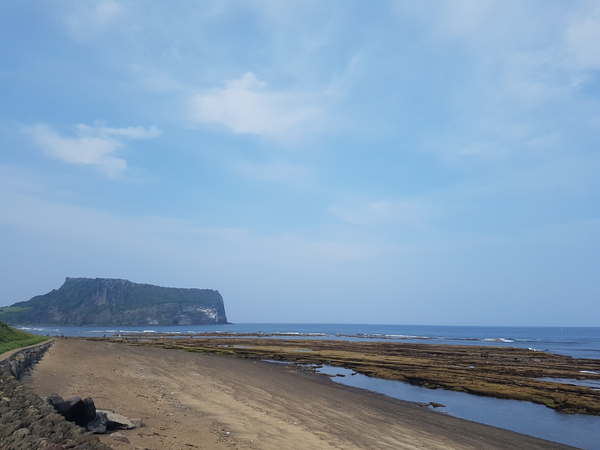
(329, 200, 436, 228)
(191, 72, 322, 138)
(391, 1, 599, 165)
(24, 123, 159, 177)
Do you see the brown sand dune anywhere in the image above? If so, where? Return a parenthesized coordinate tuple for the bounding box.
(26, 339, 577, 450)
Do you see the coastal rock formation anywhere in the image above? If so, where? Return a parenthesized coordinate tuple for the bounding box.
(43, 395, 97, 427)
(0, 277, 228, 326)
(0, 371, 109, 450)
(44, 395, 137, 435)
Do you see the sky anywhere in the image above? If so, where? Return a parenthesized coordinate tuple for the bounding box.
(1, 1, 599, 326)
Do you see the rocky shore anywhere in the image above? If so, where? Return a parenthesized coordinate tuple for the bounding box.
(113, 335, 600, 415)
(0, 342, 53, 381)
(0, 342, 109, 450)
(27, 338, 577, 450)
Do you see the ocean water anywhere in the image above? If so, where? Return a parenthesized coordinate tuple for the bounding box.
(17, 323, 600, 449)
(20, 323, 600, 359)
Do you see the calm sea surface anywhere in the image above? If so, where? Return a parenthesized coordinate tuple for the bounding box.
(18, 323, 600, 449)
(21, 323, 600, 359)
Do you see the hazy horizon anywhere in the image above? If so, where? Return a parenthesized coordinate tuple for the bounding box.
(1, 1, 599, 327)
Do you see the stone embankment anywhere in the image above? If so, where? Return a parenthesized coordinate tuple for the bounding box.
(0, 342, 53, 381)
(0, 342, 109, 450)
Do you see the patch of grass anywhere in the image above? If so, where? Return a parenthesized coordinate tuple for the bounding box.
(0, 321, 48, 355)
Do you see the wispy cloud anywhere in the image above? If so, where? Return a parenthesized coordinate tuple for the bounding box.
(76, 123, 160, 140)
(191, 72, 322, 139)
(230, 159, 313, 185)
(24, 123, 160, 177)
(565, 1, 600, 70)
(329, 199, 437, 228)
(0, 183, 382, 267)
(63, 1, 124, 40)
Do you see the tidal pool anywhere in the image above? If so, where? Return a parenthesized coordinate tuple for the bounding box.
(317, 365, 600, 450)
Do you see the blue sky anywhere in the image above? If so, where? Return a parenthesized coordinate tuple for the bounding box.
(1, 1, 599, 326)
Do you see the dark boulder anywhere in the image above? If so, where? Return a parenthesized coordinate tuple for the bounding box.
(44, 394, 96, 427)
(86, 412, 108, 434)
(44, 393, 65, 411)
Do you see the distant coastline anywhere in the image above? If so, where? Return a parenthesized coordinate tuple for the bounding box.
(0, 277, 228, 326)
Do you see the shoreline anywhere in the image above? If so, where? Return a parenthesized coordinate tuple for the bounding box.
(100, 335, 600, 416)
(26, 338, 579, 450)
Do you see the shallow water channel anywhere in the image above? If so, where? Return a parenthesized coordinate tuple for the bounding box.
(314, 365, 600, 450)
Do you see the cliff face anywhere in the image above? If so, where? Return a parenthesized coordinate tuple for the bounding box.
(0, 278, 228, 326)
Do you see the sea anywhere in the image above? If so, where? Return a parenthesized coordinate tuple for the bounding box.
(18, 323, 600, 450)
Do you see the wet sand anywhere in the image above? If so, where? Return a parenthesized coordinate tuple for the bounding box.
(27, 339, 578, 450)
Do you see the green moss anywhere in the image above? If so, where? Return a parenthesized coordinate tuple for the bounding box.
(531, 394, 557, 407)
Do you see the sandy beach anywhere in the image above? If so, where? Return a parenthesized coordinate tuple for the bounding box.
(26, 339, 578, 450)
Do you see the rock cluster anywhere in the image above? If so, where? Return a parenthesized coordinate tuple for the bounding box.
(43, 395, 96, 427)
(43, 394, 137, 435)
(0, 371, 109, 450)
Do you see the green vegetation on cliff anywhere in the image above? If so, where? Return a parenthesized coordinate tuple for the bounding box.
(0, 277, 228, 326)
(0, 322, 47, 354)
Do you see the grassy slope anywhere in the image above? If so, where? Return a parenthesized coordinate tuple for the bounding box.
(0, 321, 47, 355)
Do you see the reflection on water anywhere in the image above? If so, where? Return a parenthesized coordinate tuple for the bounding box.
(316, 365, 600, 450)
